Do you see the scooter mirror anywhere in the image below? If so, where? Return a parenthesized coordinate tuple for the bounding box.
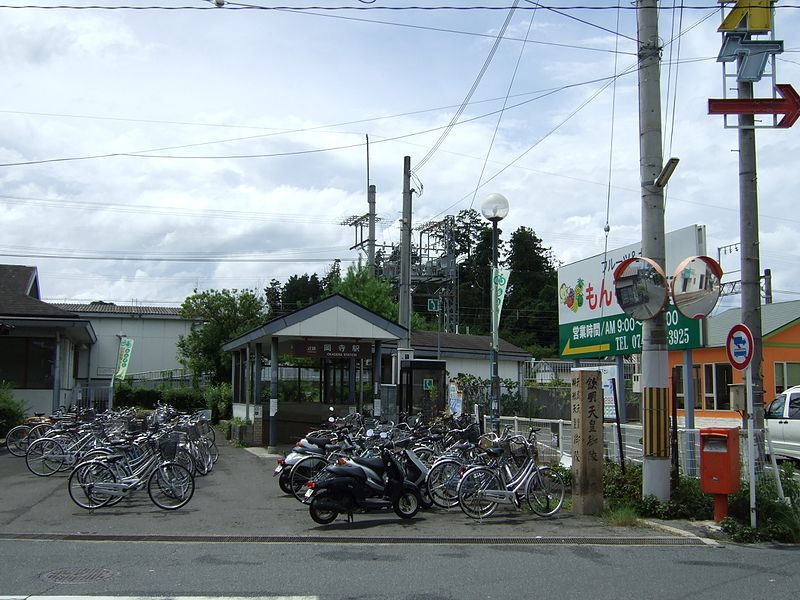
(328, 416, 335, 423)
(380, 431, 388, 439)
(366, 429, 374, 437)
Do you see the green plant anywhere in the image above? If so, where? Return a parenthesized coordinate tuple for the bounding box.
(203, 382, 232, 422)
(0, 381, 27, 437)
(603, 503, 641, 527)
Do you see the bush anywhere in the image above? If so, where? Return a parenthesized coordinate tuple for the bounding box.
(203, 383, 232, 422)
(161, 386, 204, 414)
(0, 382, 27, 437)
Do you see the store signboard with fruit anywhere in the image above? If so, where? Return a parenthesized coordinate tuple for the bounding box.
(558, 225, 705, 359)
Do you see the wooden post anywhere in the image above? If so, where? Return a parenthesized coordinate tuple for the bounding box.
(571, 370, 604, 515)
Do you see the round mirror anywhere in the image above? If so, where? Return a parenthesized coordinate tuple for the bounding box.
(380, 431, 388, 439)
(671, 255, 723, 319)
(613, 257, 669, 320)
(328, 416, 335, 423)
(366, 428, 374, 437)
(329, 406, 335, 412)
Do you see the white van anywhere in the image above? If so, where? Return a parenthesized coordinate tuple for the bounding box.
(765, 385, 800, 462)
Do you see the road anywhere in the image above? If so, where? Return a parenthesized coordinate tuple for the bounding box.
(1, 439, 798, 599)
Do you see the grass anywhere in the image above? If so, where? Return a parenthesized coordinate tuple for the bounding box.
(602, 503, 642, 527)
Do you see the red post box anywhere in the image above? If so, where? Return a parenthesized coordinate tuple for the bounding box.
(699, 427, 741, 521)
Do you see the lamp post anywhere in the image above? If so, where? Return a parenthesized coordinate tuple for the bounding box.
(481, 193, 509, 434)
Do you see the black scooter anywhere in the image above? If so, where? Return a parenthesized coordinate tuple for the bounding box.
(305, 436, 422, 524)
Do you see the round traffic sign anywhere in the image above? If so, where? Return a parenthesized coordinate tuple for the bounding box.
(726, 323, 754, 370)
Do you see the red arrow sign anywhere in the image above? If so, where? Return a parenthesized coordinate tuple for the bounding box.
(708, 83, 800, 129)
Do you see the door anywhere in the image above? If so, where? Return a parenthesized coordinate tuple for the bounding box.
(782, 391, 800, 460)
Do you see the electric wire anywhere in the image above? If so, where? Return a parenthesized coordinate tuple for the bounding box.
(468, 2, 536, 211)
(413, 1, 518, 173)
(600, 0, 622, 322)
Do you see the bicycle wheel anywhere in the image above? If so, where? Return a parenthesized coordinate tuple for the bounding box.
(174, 447, 197, 476)
(5, 425, 31, 457)
(526, 466, 566, 517)
(457, 466, 501, 519)
(148, 462, 195, 510)
(426, 459, 463, 509)
(207, 441, 219, 464)
(289, 455, 328, 501)
(193, 443, 212, 476)
(25, 438, 65, 476)
(68, 461, 117, 509)
(27, 423, 52, 443)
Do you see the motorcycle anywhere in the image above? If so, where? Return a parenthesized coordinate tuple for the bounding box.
(304, 433, 422, 524)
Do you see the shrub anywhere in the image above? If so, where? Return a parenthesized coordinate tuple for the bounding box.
(161, 386, 204, 414)
(0, 381, 27, 437)
(203, 383, 232, 422)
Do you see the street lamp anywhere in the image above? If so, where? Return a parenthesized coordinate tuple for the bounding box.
(481, 193, 509, 434)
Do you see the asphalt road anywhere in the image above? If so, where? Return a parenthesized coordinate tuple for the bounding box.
(2, 439, 798, 599)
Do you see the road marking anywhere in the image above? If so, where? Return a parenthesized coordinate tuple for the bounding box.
(0, 597, 318, 600)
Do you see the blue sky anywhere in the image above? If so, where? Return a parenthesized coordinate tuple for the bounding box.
(0, 0, 798, 316)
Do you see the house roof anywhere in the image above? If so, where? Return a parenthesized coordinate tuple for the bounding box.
(54, 303, 181, 317)
(409, 330, 530, 361)
(223, 294, 407, 352)
(0, 264, 96, 343)
(0, 264, 79, 319)
(706, 300, 800, 347)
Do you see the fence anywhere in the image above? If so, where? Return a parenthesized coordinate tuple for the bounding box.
(488, 414, 786, 500)
(69, 385, 111, 413)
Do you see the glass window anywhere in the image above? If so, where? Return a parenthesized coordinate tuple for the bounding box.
(788, 395, 800, 419)
(787, 363, 800, 388)
(766, 395, 785, 419)
(673, 365, 684, 409)
(776, 363, 785, 394)
(0, 337, 55, 389)
(715, 363, 732, 410)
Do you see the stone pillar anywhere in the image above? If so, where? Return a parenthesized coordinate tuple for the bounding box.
(571, 369, 604, 515)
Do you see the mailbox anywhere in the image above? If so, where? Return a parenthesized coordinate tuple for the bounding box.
(700, 427, 741, 495)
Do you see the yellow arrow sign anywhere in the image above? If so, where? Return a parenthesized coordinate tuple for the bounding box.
(561, 339, 611, 357)
(718, 0, 774, 33)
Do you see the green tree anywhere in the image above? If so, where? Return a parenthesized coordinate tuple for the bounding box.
(503, 226, 559, 353)
(282, 273, 324, 310)
(177, 288, 269, 385)
(330, 261, 398, 321)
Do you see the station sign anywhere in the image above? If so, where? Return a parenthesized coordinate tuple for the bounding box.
(558, 225, 705, 359)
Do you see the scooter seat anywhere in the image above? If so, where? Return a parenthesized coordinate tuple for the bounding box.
(327, 464, 368, 481)
(351, 456, 385, 474)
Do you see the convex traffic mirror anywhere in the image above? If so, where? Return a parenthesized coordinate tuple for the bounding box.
(613, 257, 669, 320)
(671, 255, 723, 319)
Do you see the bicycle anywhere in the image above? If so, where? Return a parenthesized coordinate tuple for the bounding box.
(456, 429, 565, 519)
(67, 434, 195, 510)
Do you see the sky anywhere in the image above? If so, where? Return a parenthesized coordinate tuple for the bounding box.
(0, 0, 798, 317)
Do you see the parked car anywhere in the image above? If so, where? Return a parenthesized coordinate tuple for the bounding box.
(764, 385, 800, 462)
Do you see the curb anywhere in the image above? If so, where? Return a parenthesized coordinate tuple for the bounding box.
(642, 519, 721, 546)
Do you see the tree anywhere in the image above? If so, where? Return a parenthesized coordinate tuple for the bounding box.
(177, 288, 268, 385)
(502, 226, 559, 354)
(264, 278, 283, 317)
(282, 273, 324, 310)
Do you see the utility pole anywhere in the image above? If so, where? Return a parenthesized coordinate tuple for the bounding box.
(637, 0, 670, 502)
(737, 52, 765, 431)
(368, 184, 376, 277)
(399, 156, 413, 350)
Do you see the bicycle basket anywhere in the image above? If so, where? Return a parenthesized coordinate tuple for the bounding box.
(509, 439, 528, 458)
(159, 437, 179, 461)
(197, 419, 211, 436)
(477, 434, 494, 450)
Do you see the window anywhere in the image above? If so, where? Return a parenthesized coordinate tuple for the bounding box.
(766, 395, 786, 418)
(789, 395, 800, 419)
(774, 362, 800, 394)
(702, 363, 733, 410)
(0, 337, 55, 389)
(673, 364, 701, 410)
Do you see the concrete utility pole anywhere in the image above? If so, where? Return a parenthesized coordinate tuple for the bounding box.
(637, 0, 670, 502)
(368, 184, 376, 277)
(399, 156, 413, 349)
(737, 53, 765, 430)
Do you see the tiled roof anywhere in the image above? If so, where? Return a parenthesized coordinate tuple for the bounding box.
(0, 265, 78, 318)
(410, 330, 530, 357)
(54, 303, 182, 316)
(707, 300, 800, 347)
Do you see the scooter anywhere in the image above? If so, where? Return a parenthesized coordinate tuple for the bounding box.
(273, 409, 341, 494)
(304, 434, 422, 524)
